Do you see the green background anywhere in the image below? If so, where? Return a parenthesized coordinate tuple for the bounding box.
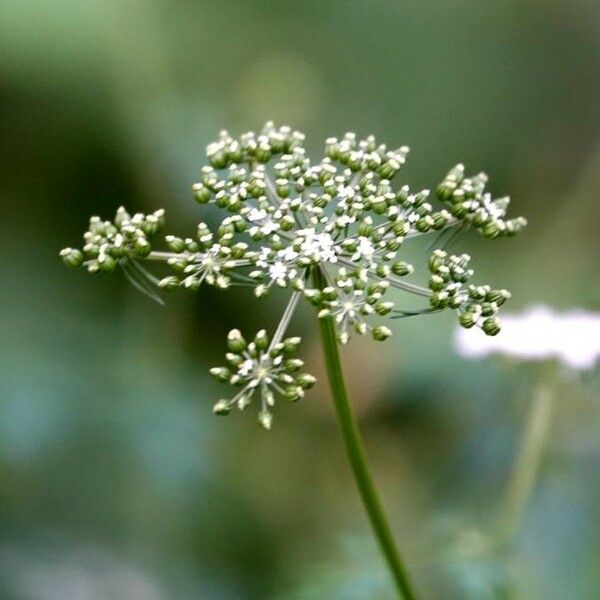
(1, 1, 599, 598)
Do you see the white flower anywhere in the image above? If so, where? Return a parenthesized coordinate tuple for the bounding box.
(269, 261, 288, 281)
(260, 221, 279, 235)
(454, 305, 600, 370)
(338, 185, 355, 200)
(352, 236, 376, 261)
(238, 359, 254, 377)
(246, 208, 267, 222)
(297, 228, 338, 263)
(278, 246, 299, 262)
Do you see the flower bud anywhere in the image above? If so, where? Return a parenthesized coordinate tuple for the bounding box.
(297, 373, 317, 389)
(159, 276, 180, 291)
(375, 301, 394, 316)
(258, 410, 273, 430)
(213, 399, 231, 415)
(486, 289, 511, 306)
(60, 248, 84, 268)
(392, 261, 413, 277)
(482, 316, 501, 336)
(254, 329, 269, 351)
(372, 325, 392, 341)
(98, 254, 116, 272)
(114, 207, 131, 228)
(227, 329, 247, 353)
(285, 386, 305, 402)
(284, 358, 304, 372)
(428, 250, 447, 272)
(459, 310, 479, 329)
(133, 237, 151, 257)
(282, 336, 301, 355)
(210, 367, 231, 382)
(482, 220, 502, 239)
(166, 235, 185, 253)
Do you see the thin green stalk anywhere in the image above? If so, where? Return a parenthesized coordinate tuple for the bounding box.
(313, 268, 419, 600)
(500, 381, 554, 540)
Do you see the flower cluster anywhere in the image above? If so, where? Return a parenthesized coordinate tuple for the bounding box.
(210, 328, 316, 429)
(61, 122, 525, 427)
(60, 207, 165, 272)
(436, 164, 527, 239)
(428, 250, 510, 336)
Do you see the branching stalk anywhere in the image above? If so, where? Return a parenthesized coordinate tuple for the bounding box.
(313, 267, 419, 600)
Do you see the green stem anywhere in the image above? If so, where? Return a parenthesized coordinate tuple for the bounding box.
(313, 268, 419, 600)
(500, 381, 554, 540)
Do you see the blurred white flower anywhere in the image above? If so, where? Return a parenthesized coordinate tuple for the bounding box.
(454, 305, 600, 369)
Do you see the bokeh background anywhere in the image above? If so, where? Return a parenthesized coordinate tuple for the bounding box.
(1, 1, 600, 598)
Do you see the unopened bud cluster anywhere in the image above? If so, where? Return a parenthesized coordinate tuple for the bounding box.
(211, 329, 316, 429)
(61, 207, 165, 273)
(436, 165, 527, 239)
(61, 122, 525, 427)
(428, 250, 510, 336)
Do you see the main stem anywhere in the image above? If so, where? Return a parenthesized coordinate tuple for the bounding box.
(313, 269, 418, 600)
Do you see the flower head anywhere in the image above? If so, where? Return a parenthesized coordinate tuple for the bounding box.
(210, 328, 315, 429)
(62, 122, 526, 427)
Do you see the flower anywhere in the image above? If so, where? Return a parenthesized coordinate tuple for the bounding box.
(210, 328, 316, 429)
(454, 305, 600, 370)
(62, 122, 526, 427)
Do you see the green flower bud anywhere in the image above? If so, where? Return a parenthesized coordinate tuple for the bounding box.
(208, 149, 228, 169)
(375, 264, 391, 278)
(391, 261, 412, 277)
(282, 336, 301, 355)
(159, 276, 180, 291)
(133, 237, 151, 257)
(227, 329, 247, 353)
(416, 216, 433, 232)
(60, 248, 84, 268)
(279, 215, 295, 231)
(284, 358, 304, 372)
(322, 286, 338, 301)
(165, 235, 185, 253)
(482, 220, 502, 239)
(482, 316, 501, 336)
(428, 249, 447, 272)
(430, 291, 449, 309)
(358, 221, 373, 237)
(480, 301, 497, 317)
(372, 198, 387, 214)
(487, 289, 511, 305)
(297, 373, 317, 389)
(258, 410, 273, 430)
(372, 325, 392, 341)
(459, 310, 479, 329)
(213, 399, 231, 415)
(114, 206, 131, 228)
(255, 329, 269, 351)
(429, 274, 445, 292)
(285, 386, 305, 402)
(210, 367, 232, 382)
(254, 284, 269, 297)
(255, 144, 272, 163)
(375, 301, 394, 316)
(98, 254, 116, 272)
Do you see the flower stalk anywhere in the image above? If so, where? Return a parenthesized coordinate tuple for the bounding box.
(500, 381, 555, 540)
(314, 267, 418, 600)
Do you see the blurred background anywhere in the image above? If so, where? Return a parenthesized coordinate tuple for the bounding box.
(1, 1, 599, 598)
